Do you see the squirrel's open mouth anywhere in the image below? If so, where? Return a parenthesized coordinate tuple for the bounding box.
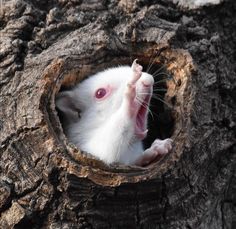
(135, 94, 151, 140)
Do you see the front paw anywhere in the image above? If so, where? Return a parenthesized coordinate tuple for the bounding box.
(135, 138, 173, 166)
(150, 138, 173, 156)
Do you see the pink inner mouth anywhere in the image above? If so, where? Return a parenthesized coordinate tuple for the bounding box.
(135, 95, 150, 140)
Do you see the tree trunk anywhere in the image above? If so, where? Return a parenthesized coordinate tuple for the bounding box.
(0, 0, 235, 228)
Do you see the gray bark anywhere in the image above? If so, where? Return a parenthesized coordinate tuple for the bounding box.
(0, 0, 235, 228)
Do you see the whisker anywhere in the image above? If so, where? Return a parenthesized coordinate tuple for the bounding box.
(146, 51, 161, 74)
(151, 94, 172, 108)
(153, 72, 173, 80)
(153, 78, 171, 85)
(136, 97, 159, 118)
(138, 92, 152, 96)
(152, 88, 168, 92)
(136, 96, 150, 108)
(146, 51, 157, 73)
(146, 46, 169, 73)
(146, 50, 164, 74)
(151, 64, 167, 77)
(136, 97, 154, 120)
(153, 74, 177, 85)
(151, 58, 177, 75)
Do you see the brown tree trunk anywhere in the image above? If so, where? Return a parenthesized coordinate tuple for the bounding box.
(0, 0, 235, 228)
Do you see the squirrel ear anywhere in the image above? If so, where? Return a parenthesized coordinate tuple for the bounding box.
(55, 91, 80, 121)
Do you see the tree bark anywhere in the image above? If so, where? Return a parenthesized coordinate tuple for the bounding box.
(0, 0, 235, 228)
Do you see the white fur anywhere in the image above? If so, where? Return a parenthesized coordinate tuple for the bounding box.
(56, 64, 172, 165)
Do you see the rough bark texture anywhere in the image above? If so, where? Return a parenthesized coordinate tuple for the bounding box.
(0, 0, 235, 228)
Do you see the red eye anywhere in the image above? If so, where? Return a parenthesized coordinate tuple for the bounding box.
(95, 88, 107, 99)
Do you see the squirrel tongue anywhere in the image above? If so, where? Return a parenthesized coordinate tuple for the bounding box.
(134, 95, 150, 140)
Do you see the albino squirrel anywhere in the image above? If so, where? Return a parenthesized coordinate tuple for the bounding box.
(56, 60, 172, 166)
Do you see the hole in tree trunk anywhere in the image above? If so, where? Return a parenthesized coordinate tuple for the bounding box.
(55, 59, 175, 165)
(46, 48, 193, 185)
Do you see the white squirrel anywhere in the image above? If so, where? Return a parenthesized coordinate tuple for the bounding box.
(56, 60, 172, 166)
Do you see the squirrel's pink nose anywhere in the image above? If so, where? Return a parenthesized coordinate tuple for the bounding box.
(141, 81, 152, 87)
(141, 76, 154, 87)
